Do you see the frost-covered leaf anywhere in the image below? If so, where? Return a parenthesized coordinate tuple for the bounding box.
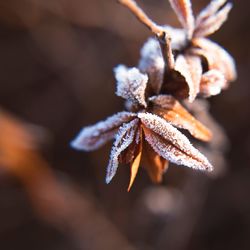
(168, 0, 195, 39)
(114, 65, 148, 107)
(174, 54, 202, 102)
(163, 26, 187, 51)
(106, 118, 139, 184)
(138, 38, 164, 94)
(195, 0, 227, 27)
(192, 38, 237, 82)
(149, 95, 212, 141)
(71, 112, 136, 151)
(200, 69, 226, 97)
(142, 141, 169, 183)
(194, 2, 232, 37)
(139, 112, 213, 171)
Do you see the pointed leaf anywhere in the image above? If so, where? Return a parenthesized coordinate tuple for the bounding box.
(192, 38, 237, 82)
(194, 2, 232, 37)
(106, 118, 139, 184)
(71, 112, 136, 151)
(139, 38, 165, 94)
(139, 112, 213, 171)
(196, 0, 227, 27)
(174, 54, 202, 102)
(149, 95, 212, 141)
(200, 69, 226, 97)
(169, 0, 195, 38)
(127, 139, 142, 191)
(142, 141, 169, 183)
(114, 65, 148, 107)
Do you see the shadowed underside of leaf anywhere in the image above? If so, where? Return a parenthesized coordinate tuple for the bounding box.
(149, 95, 212, 141)
(127, 138, 142, 191)
(142, 140, 169, 183)
(71, 112, 136, 151)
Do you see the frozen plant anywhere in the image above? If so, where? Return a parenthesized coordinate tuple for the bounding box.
(71, 0, 236, 190)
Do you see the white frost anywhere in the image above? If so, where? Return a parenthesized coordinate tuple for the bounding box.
(71, 112, 135, 151)
(114, 65, 148, 107)
(139, 112, 213, 171)
(106, 118, 139, 184)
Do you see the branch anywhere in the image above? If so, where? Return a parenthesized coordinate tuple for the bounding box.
(118, 0, 175, 70)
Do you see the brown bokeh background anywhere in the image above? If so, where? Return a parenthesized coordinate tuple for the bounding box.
(0, 0, 249, 250)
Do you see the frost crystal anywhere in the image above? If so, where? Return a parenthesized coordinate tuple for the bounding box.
(71, 112, 135, 151)
(200, 70, 226, 96)
(71, 0, 237, 189)
(169, 0, 195, 39)
(174, 55, 202, 102)
(114, 65, 148, 107)
(194, 2, 232, 38)
(139, 112, 213, 171)
(106, 118, 139, 183)
(139, 38, 164, 93)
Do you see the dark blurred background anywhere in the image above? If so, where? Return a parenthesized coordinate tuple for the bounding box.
(0, 0, 249, 250)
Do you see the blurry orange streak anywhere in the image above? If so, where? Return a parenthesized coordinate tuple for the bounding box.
(0, 110, 136, 250)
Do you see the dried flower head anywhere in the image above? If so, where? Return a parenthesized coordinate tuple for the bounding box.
(71, 0, 236, 190)
(71, 66, 213, 190)
(120, 0, 237, 101)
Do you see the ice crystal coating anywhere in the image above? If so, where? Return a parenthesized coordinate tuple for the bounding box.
(106, 119, 139, 183)
(200, 70, 226, 97)
(174, 55, 202, 102)
(192, 38, 237, 83)
(149, 95, 212, 141)
(139, 38, 164, 93)
(71, 0, 237, 189)
(71, 112, 135, 151)
(168, 0, 194, 39)
(139, 112, 213, 171)
(114, 65, 148, 107)
(194, 1, 232, 37)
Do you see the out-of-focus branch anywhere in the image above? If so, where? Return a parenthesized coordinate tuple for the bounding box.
(0, 110, 136, 250)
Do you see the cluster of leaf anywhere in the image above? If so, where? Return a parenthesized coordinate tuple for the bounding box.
(71, 0, 236, 190)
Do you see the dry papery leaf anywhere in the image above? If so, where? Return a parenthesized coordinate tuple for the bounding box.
(119, 0, 236, 101)
(149, 95, 212, 142)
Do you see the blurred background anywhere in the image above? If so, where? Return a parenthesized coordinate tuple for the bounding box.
(0, 0, 249, 249)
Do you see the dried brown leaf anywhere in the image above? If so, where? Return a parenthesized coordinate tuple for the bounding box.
(200, 69, 226, 97)
(168, 0, 195, 38)
(149, 95, 212, 141)
(127, 139, 142, 191)
(71, 112, 136, 151)
(194, 2, 232, 37)
(139, 112, 213, 171)
(139, 38, 165, 94)
(106, 118, 139, 184)
(195, 0, 227, 27)
(192, 38, 237, 82)
(142, 141, 169, 183)
(114, 65, 148, 107)
(174, 54, 202, 102)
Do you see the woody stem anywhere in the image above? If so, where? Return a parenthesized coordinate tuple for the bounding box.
(118, 0, 175, 71)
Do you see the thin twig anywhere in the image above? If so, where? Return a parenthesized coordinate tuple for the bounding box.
(118, 0, 175, 70)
